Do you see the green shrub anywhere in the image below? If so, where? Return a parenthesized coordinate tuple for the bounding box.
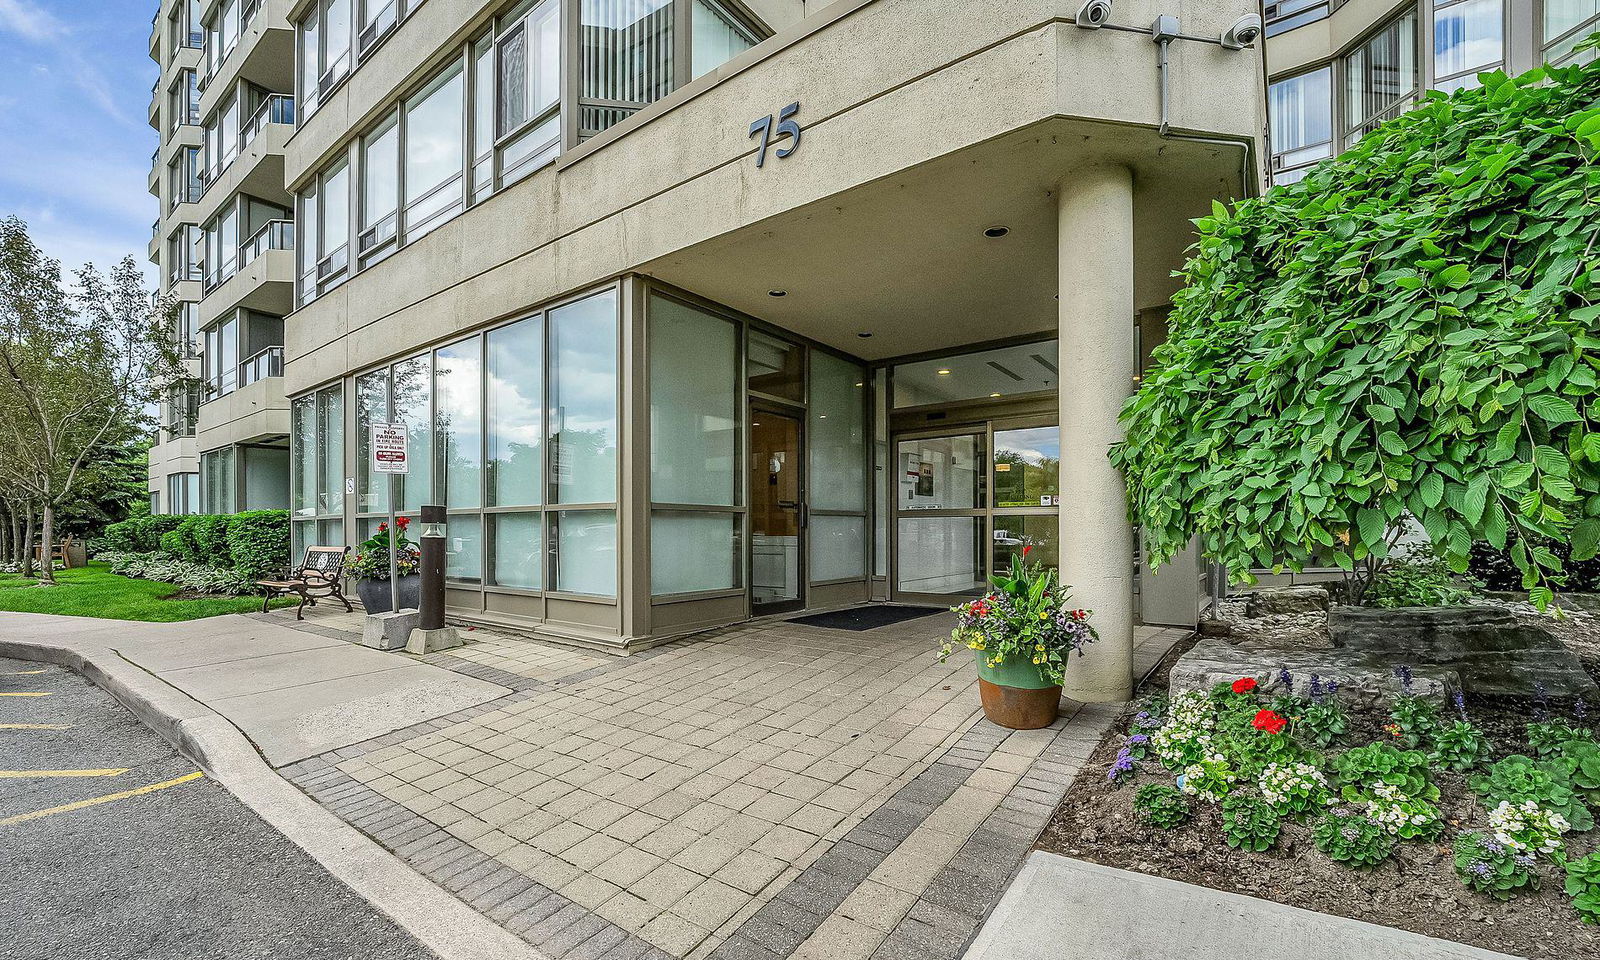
(1332, 743, 1436, 802)
(1367, 551, 1481, 608)
(137, 515, 185, 553)
(99, 551, 257, 595)
(1388, 694, 1441, 750)
(1567, 851, 1600, 924)
(1559, 740, 1600, 804)
(1291, 697, 1347, 749)
(159, 530, 185, 558)
(100, 519, 141, 553)
(1529, 720, 1597, 758)
(1454, 831, 1539, 900)
(1133, 784, 1190, 830)
(193, 514, 230, 561)
(225, 510, 290, 580)
(1471, 755, 1594, 832)
(1430, 720, 1490, 773)
(1312, 809, 1394, 868)
(1221, 794, 1281, 851)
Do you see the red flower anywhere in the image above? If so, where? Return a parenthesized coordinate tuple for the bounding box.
(397, 516, 411, 528)
(1231, 677, 1258, 694)
(1022, 545, 1032, 557)
(377, 522, 388, 533)
(1252, 709, 1288, 734)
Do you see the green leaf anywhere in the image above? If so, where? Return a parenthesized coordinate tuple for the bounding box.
(1529, 394, 1582, 424)
(1377, 431, 1406, 456)
(1420, 473, 1444, 508)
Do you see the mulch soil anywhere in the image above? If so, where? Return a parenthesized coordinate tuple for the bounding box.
(1037, 630, 1600, 959)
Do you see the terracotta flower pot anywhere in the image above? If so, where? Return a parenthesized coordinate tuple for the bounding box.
(974, 651, 1062, 729)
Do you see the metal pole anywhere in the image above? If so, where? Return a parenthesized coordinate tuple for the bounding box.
(418, 504, 445, 631)
(388, 472, 399, 613)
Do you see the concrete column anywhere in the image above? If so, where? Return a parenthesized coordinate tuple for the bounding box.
(1057, 165, 1136, 703)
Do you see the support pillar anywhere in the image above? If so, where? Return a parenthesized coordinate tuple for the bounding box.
(1057, 164, 1136, 703)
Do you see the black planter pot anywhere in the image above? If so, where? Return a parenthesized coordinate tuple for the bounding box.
(356, 575, 421, 614)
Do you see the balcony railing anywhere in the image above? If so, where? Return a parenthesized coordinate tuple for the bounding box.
(240, 219, 295, 268)
(241, 95, 295, 150)
(239, 346, 284, 387)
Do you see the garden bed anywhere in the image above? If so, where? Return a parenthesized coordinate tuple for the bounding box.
(1036, 621, 1600, 959)
(0, 563, 293, 622)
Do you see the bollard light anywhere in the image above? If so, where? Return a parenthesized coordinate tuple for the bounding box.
(419, 520, 447, 539)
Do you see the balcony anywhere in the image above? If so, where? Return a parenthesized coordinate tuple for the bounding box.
(238, 345, 284, 388)
(196, 96, 294, 220)
(199, 228, 294, 327)
(195, 364, 290, 448)
(197, 0, 292, 120)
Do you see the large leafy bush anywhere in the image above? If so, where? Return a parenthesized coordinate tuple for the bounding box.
(224, 510, 290, 579)
(1113, 58, 1600, 605)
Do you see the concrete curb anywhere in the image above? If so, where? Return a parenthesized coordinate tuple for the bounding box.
(0, 634, 549, 960)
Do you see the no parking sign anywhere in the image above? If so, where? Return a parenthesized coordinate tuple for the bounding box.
(371, 423, 409, 474)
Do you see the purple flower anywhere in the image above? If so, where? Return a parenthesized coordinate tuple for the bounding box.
(1340, 826, 1361, 842)
(1325, 680, 1340, 698)
(1513, 854, 1536, 868)
(1576, 698, 1589, 722)
(1309, 674, 1325, 703)
(1108, 746, 1135, 783)
(1395, 665, 1414, 695)
(1127, 733, 1150, 746)
(1482, 837, 1505, 856)
(1278, 667, 1294, 693)
(1471, 861, 1492, 878)
(1534, 681, 1550, 722)
(1453, 691, 1468, 722)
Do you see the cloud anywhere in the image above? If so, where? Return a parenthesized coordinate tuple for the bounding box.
(0, 0, 65, 43)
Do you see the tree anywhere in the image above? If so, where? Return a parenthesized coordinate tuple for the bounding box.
(0, 217, 182, 583)
(1111, 56, 1600, 607)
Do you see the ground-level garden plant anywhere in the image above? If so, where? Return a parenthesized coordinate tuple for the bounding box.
(0, 562, 292, 622)
(92, 510, 291, 598)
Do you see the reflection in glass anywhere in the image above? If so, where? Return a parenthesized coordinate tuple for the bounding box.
(436, 338, 483, 509)
(557, 510, 616, 596)
(357, 371, 389, 513)
(551, 292, 617, 504)
(992, 514, 1059, 574)
(992, 427, 1060, 508)
(393, 355, 433, 512)
(1432, 0, 1502, 87)
(893, 341, 1058, 408)
(317, 385, 343, 514)
(446, 514, 483, 583)
(809, 351, 866, 512)
(897, 517, 985, 595)
(651, 513, 738, 595)
(492, 513, 542, 589)
(291, 397, 315, 517)
(747, 331, 803, 401)
(650, 296, 736, 506)
(897, 436, 981, 511)
(488, 316, 543, 507)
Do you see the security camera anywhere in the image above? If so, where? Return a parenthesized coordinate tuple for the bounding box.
(1221, 13, 1263, 50)
(1075, 0, 1113, 29)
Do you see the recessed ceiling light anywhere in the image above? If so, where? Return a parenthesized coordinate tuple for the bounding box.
(819, 414, 827, 419)
(984, 225, 1010, 239)
(768, 289, 787, 298)
(854, 382, 864, 388)
(937, 368, 952, 376)
(990, 393, 1002, 398)
(857, 332, 872, 339)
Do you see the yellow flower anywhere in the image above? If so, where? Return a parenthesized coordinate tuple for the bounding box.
(1038, 612, 1048, 621)
(1032, 656, 1043, 664)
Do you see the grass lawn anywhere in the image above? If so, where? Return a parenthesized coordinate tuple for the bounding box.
(0, 562, 293, 622)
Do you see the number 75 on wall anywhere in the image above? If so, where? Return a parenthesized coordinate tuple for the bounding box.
(749, 102, 802, 168)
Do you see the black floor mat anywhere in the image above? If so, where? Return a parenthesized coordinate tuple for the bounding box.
(787, 605, 945, 631)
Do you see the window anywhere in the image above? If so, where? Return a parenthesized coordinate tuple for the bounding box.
(1264, 0, 1329, 37)
(166, 473, 200, 515)
(403, 65, 465, 241)
(1343, 11, 1417, 143)
(494, 0, 561, 185)
(436, 338, 484, 582)
(649, 294, 740, 596)
(551, 292, 618, 506)
(360, 116, 400, 262)
(298, 5, 321, 117)
(173, 301, 200, 357)
(204, 311, 240, 397)
(169, 69, 199, 132)
(1546, 0, 1600, 65)
(297, 0, 424, 122)
(291, 384, 346, 555)
(201, 448, 236, 514)
(1432, 0, 1503, 92)
(691, 0, 756, 79)
(168, 147, 201, 209)
(809, 351, 868, 583)
(1269, 67, 1332, 185)
(299, 162, 349, 299)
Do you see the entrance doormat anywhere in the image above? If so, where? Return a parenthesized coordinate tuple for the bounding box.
(787, 605, 945, 631)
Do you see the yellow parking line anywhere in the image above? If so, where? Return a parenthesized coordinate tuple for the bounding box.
(0, 692, 51, 697)
(0, 724, 69, 730)
(0, 772, 205, 826)
(0, 669, 47, 676)
(0, 769, 129, 779)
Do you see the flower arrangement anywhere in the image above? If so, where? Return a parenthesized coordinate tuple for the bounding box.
(349, 517, 421, 581)
(943, 546, 1096, 686)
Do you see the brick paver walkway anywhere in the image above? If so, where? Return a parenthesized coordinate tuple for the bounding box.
(262, 606, 1184, 960)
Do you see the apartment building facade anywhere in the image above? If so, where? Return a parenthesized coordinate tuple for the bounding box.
(147, 0, 1265, 702)
(147, 0, 297, 517)
(1265, 0, 1595, 184)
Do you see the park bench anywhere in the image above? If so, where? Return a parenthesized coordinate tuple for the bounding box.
(258, 545, 352, 620)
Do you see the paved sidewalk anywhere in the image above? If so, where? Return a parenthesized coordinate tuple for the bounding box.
(966, 853, 1521, 960)
(260, 606, 1185, 960)
(0, 612, 506, 765)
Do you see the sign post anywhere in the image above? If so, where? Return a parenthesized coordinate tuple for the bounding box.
(370, 422, 409, 613)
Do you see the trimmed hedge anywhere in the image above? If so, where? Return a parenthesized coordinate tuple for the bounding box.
(103, 515, 186, 553)
(95, 510, 290, 589)
(225, 510, 290, 579)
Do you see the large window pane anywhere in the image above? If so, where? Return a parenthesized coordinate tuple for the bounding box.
(652, 512, 738, 595)
(810, 515, 864, 582)
(809, 352, 866, 512)
(318, 385, 344, 514)
(893, 341, 1058, 408)
(488, 316, 543, 506)
(357, 370, 389, 513)
(363, 119, 399, 229)
(992, 515, 1059, 574)
(579, 0, 674, 135)
(324, 0, 352, 74)
(496, 23, 528, 136)
(405, 66, 465, 231)
(291, 396, 316, 517)
(492, 513, 542, 589)
(322, 162, 350, 256)
(436, 338, 483, 509)
(897, 436, 981, 511)
(748, 331, 803, 401)
(557, 510, 616, 596)
(649, 296, 736, 506)
(1269, 68, 1332, 176)
(551, 292, 618, 504)
(446, 514, 482, 583)
(692, 0, 755, 79)
(393, 355, 433, 511)
(1344, 12, 1416, 140)
(897, 517, 984, 595)
(1433, 0, 1502, 89)
(992, 427, 1060, 508)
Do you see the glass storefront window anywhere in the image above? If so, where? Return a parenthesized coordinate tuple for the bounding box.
(446, 514, 483, 584)
(556, 510, 616, 596)
(551, 292, 618, 505)
(992, 426, 1060, 508)
(487, 316, 544, 506)
(809, 515, 865, 582)
(991, 514, 1059, 574)
(393, 355, 433, 512)
(357, 371, 390, 513)
(291, 396, 316, 517)
(809, 352, 866, 512)
(748, 330, 804, 401)
(651, 512, 738, 595)
(893, 341, 1058, 408)
(650, 296, 737, 506)
(436, 338, 483, 509)
(491, 513, 542, 589)
(897, 517, 985, 596)
(317, 385, 343, 515)
(897, 436, 982, 511)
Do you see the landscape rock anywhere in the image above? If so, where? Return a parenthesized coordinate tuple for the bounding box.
(1244, 585, 1331, 617)
(1169, 635, 1457, 708)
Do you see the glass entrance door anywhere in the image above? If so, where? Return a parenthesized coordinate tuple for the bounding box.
(750, 406, 805, 614)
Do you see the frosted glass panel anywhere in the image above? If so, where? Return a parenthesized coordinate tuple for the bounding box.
(651, 512, 738, 596)
(488, 316, 543, 507)
(446, 514, 482, 584)
(551, 291, 618, 504)
(649, 296, 737, 506)
(492, 513, 543, 589)
(317, 386, 344, 515)
(809, 352, 866, 511)
(436, 338, 483, 509)
(897, 517, 985, 596)
(393, 356, 433, 511)
(810, 515, 864, 582)
(557, 510, 616, 596)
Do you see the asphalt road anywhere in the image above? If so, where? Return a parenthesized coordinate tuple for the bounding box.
(0, 655, 437, 960)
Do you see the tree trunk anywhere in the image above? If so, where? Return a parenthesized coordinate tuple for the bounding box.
(20, 505, 35, 579)
(0, 503, 11, 564)
(38, 502, 55, 584)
